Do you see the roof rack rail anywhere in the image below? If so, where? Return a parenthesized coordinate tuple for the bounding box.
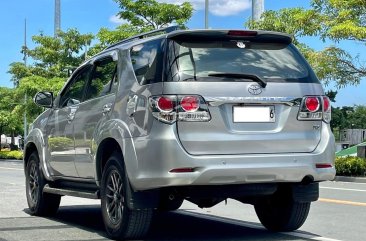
(105, 25, 180, 50)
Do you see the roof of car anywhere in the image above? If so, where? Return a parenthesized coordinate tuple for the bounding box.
(102, 26, 293, 53)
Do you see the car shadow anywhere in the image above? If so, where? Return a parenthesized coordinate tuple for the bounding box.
(23, 205, 320, 241)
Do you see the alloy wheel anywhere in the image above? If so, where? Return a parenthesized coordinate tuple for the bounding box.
(105, 170, 124, 225)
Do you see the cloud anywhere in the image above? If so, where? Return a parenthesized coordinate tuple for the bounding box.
(109, 15, 128, 25)
(157, 0, 251, 16)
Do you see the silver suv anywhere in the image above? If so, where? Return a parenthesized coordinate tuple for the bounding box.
(24, 27, 335, 240)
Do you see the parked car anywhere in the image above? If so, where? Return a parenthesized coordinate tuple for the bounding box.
(24, 26, 335, 240)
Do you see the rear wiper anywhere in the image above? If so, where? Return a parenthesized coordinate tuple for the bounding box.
(208, 73, 267, 88)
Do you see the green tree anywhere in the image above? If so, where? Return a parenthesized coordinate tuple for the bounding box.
(90, 0, 193, 54)
(0, 87, 23, 149)
(245, 0, 366, 87)
(89, 24, 141, 55)
(6, 29, 92, 133)
(8, 28, 94, 87)
(114, 0, 193, 29)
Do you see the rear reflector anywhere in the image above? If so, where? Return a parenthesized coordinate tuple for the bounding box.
(228, 30, 257, 37)
(169, 168, 195, 173)
(316, 164, 333, 168)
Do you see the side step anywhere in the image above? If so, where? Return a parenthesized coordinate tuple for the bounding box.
(43, 184, 100, 199)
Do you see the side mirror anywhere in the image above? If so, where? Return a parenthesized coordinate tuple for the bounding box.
(34, 91, 54, 108)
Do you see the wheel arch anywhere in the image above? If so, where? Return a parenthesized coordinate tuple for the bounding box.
(24, 142, 38, 170)
(96, 138, 123, 184)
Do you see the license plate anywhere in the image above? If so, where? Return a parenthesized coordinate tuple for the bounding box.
(233, 106, 275, 123)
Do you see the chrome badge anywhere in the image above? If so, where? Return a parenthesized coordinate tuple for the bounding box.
(248, 83, 263, 95)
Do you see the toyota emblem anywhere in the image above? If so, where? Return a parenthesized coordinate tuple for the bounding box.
(248, 83, 263, 95)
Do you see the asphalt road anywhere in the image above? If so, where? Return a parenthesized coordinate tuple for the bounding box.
(1, 160, 365, 241)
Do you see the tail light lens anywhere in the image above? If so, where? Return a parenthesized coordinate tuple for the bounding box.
(322, 96, 331, 123)
(297, 96, 331, 123)
(305, 97, 320, 112)
(181, 96, 199, 112)
(149, 95, 211, 124)
(157, 96, 174, 112)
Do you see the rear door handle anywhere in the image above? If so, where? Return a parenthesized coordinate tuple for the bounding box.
(127, 95, 138, 117)
(102, 103, 113, 115)
(67, 113, 75, 123)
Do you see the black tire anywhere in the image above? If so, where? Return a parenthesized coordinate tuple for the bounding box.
(101, 152, 153, 240)
(25, 151, 61, 216)
(254, 196, 310, 232)
(158, 197, 184, 211)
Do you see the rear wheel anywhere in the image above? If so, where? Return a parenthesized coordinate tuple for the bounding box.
(25, 151, 61, 216)
(101, 152, 153, 240)
(254, 195, 310, 232)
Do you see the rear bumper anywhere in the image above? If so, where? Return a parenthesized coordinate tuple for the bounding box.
(127, 122, 335, 191)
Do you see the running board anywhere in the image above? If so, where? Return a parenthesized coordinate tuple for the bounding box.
(43, 184, 100, 199)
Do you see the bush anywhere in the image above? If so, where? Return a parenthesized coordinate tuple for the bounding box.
(0, 150, 23, 160)
(335, 156, 366, 176)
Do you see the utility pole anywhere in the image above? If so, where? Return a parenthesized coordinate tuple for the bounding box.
(54, 0, 61, 37)
(23, 19, 28, 139)
(252, 0, 264, 21)
(205, 0, 209, 29)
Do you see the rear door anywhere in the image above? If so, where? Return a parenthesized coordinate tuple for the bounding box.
(165, 33, 323, 155)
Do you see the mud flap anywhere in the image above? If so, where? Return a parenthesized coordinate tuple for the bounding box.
(291, 182, 319, 203)
(125, 180, 160, 210)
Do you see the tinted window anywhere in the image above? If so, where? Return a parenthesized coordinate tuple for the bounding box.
(166, 40, 318, 83)
(130, 39, 164, 85)
(85, 57, 117, 100)
(59, 66, 90, 108)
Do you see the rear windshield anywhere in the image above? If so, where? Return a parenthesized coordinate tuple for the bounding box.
(166, 39, 318, 83)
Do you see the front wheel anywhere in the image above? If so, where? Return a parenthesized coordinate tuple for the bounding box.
(101, 152, 153, 240)
(254, 196, 310, 232)
(25, 151, 61, 216)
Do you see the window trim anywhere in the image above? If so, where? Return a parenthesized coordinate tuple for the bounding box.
(130, 38, 166, 86)
(84, 51, 119, 101)
(57, 64, 93, 109)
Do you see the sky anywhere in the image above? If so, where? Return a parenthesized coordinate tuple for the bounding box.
(0, 0, 365, 107)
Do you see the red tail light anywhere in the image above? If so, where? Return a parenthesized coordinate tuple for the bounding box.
(298, 95, 331, 123)
(181, 96, 199, 112)
(323, 96, 330, 112)
(305, 97, 320, 112)
(149, 95, 211, 124)
(157, 96, 174, 112)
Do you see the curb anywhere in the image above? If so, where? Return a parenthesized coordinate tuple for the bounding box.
(0, 159, 22, 162)
(334, 176, 366, 183)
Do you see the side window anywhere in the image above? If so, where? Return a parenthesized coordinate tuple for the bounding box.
(130, 39, 164, 85)
(84, 57, 117, 101)
(59, 66, 90, 108)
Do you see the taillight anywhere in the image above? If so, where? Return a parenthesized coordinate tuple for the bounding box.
(297, 96, 331, 123)
(322, 96, 331, 123)
(305, 97, 320, 112)
(157, 96, 174, 112)
(180, 96, 199, 112)
(149, 95, 211, 124)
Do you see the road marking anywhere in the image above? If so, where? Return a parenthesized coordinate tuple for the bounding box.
(321, 186, 366, 192)
(319, 198, 366, 207)
(0, 167, 23, 171)
(180, 210, 343, 241)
